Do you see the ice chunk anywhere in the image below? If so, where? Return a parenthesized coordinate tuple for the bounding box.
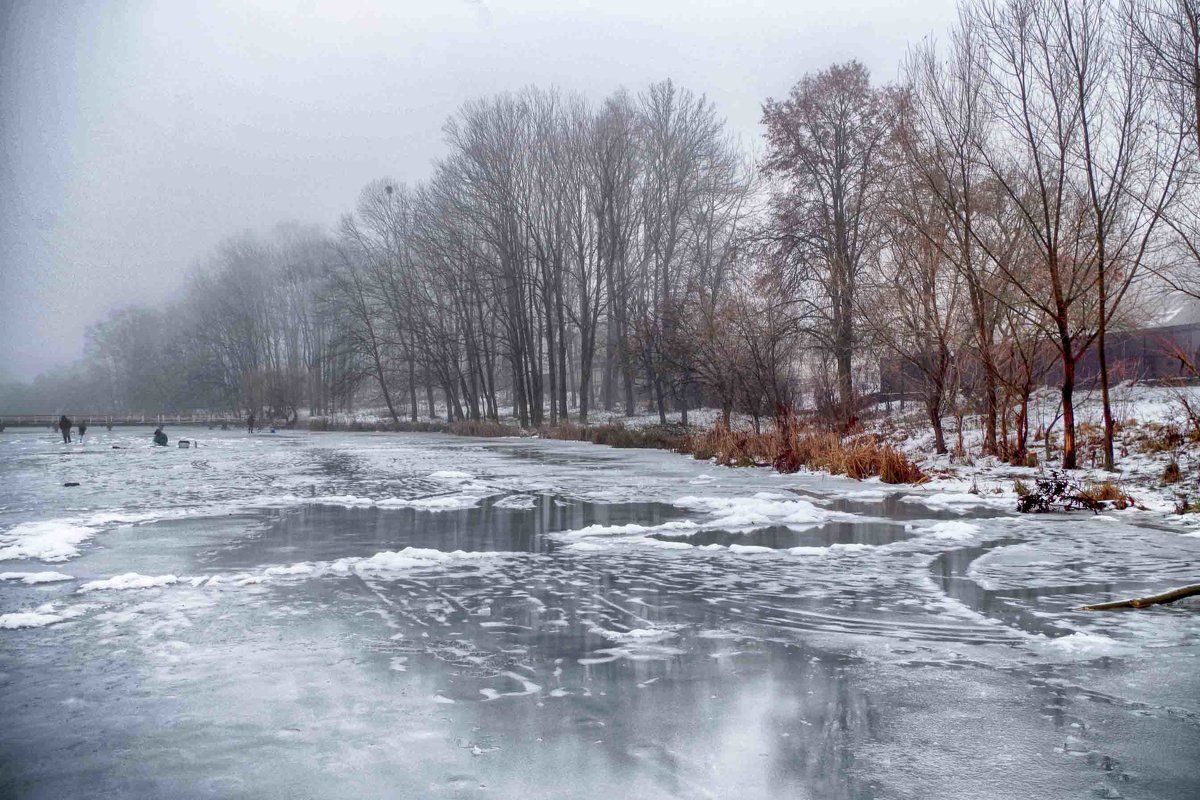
(729, 544, 776, 555)
(494, 494, 538, 510)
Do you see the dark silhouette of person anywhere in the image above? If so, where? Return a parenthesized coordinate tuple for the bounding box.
(248, 413, 255, 434)
(78, 421, 87, 442)
(153, 426, 168, 446)
(58, 415, 72, 444)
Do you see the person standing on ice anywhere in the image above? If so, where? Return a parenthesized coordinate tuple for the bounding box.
(247, 412, 255, 434)
(153, 426, 168, 446)
(58, 415, 72, 443)
(78, 421, 87, 442)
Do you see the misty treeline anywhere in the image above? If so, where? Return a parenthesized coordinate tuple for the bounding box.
(11, 0, 1200, 472)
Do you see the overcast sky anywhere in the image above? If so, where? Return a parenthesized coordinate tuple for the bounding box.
(0, 0, 957, 382)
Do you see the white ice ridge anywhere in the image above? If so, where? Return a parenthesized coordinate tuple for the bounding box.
(39, 549, 509, 596)
(331, 547, 503, 576)
(556, 521, 700, 539)
(247, 491, 493, 512)
(0, 571, 75, 584)
(200, 547, 510, 588)
(672, 492, 853, 531)
(79, 573, 180, 592)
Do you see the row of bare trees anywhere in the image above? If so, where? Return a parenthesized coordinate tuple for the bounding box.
(60, 224, 358, 421)
(40, 0, 1200, 473)
(326, 81, 758, 428)
(761, 0, 1200, 470)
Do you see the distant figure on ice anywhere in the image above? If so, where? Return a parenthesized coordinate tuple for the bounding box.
(58, 415, 72, 443)
(153, 426, 168, 446)
(247, 413, 255, 434)
(78, 421, 87, 442)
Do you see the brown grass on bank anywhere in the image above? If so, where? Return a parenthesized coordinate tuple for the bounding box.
(1079, 479, 1136, 510)
(682, 412, 925, 485)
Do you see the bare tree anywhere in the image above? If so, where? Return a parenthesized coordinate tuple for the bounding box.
(761, 61, 899, 422)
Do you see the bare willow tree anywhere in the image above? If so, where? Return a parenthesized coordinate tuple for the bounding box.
(1062, 0, 1186, 468)
(1134, 0, 1200, 331)
(903, 22, 1007, 454)
(869, 140, 968, 455)
(761, 61, 899, 422)
(966, 0, 1184, 469)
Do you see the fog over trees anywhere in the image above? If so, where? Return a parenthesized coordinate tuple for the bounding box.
(7, 0, 1200, 472)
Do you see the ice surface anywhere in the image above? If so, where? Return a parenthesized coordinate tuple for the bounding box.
(0, 427, 1197, 799)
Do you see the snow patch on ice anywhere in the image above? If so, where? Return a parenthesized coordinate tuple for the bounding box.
(1036, 632, 1135, 661)
(376, 494, 488, 512)
(590, 626, 679, 643)
(558, 521, 699, 539)
(428, 470, 474, 482)
(0, 602, 82, 630)
(788, 543, 873, 556)
(900, 492, 1006, 513)
(673, 492, 842, 531)
(479, 671, 542, 701)
(262, 563, 317, 577)
(331, 547, 504, 577)
(918, 521, 981, 540)
(494, 494, 538, 510)
(0, 521, 97, 563)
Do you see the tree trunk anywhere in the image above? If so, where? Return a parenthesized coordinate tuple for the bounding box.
(927, 394, 947, 455)
(1097, 267, 1115, 470)
(1061, 352, 1077, 470)
(408, 360, 418, 422)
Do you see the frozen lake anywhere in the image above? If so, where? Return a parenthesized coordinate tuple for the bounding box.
(1, 427, 1197, 799)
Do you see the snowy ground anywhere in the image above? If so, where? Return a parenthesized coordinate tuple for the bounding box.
(0, 426, 1197, 798)
(863, 384, 1200, 531)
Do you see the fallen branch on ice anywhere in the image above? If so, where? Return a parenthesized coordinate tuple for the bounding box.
(1080, 584, 1200, 611)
